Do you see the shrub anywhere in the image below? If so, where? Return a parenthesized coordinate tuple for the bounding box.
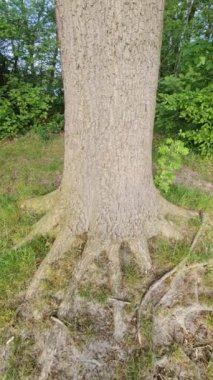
(156, 49, 213, 158)
(156, 82, 213, 156)
(0, 77, 54, 139)
(154, 138, 189, 193)
(33, 112, 64, 141)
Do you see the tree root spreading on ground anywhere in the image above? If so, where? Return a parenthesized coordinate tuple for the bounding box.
(2, 191, 212, 379)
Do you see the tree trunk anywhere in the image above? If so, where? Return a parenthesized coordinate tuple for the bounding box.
(23, 0, 197, 302)
(56, 0, 165, 240)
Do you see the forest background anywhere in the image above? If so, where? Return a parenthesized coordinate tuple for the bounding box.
(0, 0, 212, 159)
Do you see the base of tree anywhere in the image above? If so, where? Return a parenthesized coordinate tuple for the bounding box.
(1, 191, 213, 379)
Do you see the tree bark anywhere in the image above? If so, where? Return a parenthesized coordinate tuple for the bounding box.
(22, 0, 200, 303)
(56, 0, 165, 240)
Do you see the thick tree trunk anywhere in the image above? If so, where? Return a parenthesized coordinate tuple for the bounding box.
(56, 0, 165, 240)
(21, 0, 199, 303)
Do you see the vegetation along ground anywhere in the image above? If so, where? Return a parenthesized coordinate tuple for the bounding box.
(0, 132, 212, 378)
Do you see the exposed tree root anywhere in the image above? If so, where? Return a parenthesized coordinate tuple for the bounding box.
(58, 236, 152, 339)
(190, 212, 211, 251)
(136, 211, 212, 346)
(161, 196, 200, 220)
(26, 229, 82, 300)
(3, 193, 212, 379)
(108, 243, 126, 339)
(18, 189, 60, 213)
(13, 191, 212, 342)
(137, 261, 213, 348)
(14, 206, 63, 250)
(127, 237, 152, 272)
(157, 219, 182, 240)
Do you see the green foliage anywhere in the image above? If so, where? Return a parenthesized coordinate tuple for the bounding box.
(0, 0, 64, 140)
(155, 138, 189, 193)
(157, 0, 212, 157)
(0, 0, 58, 85)
(0, 77, 55, 139)
(156, 81, 213, 156)
(180, 124, 213, 158)
(161, 0, 212, 77)
(34, 112, 64, 141)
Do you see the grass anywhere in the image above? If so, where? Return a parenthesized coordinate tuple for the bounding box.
(2, 336, 38, 380)
(185, 152, 213, 183)
(140, 318, 153, 349)
(0, 132, 63, 199)
(152, 234, 212, 270)
(0, 237, 51, 329)
(165, 184, 213, 212)
(116, 349, 155, 379)
(0, 132, 212, 376)
(202, 267, 213, 288)
(151, 239, 189, 269)
(207, 359, 213, 380)
(122, 260, 142, 286)
(78, 284, 110, 304)
(0, 133, 63, 333)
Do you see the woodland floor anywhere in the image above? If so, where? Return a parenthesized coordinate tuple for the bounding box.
(0, 133, 212, 379)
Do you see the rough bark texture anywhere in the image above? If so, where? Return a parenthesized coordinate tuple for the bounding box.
(57, 0, 165, 240)
(17, 0, 202, 322)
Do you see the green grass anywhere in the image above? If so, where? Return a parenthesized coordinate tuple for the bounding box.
(116, 349, 155, 379)
(207, 359, 213, 380)
(0, 194, 42, 250)
(185, 152, 213, 183)
(140, 318, 153, 348)
(152, 239, 189, 268)
(78, 284, 110, 304)
(0, 237, 51, 328)
(152, 236, 212, 271)
(0, 133, 63, 332)
(165, 184, 213, 212)
(0, 132, 63, 199)
(122, 260, 142, 286)
(2, 336, 38, 380)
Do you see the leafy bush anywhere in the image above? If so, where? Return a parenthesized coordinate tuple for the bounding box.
(0, 77, 55, 139)
(155, 138, 189, 193)
(33, 113, 64, 141)
(156, 79, 213, 156)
